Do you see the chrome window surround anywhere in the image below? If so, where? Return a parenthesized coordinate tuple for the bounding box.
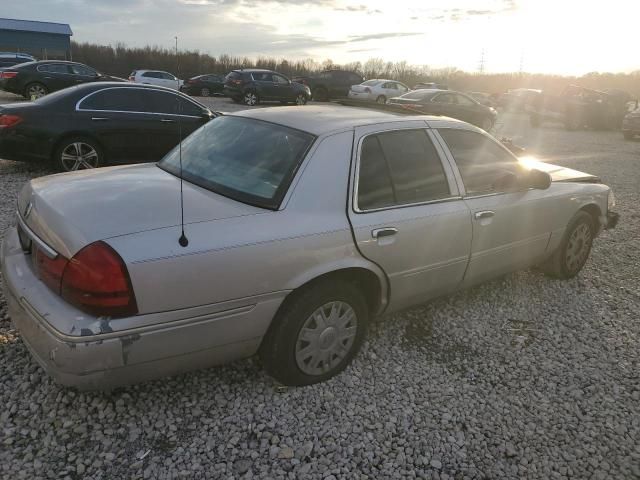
(75, 86, 208, 118)
(16, 211, 58, 259)
(352, 126, 462, 214)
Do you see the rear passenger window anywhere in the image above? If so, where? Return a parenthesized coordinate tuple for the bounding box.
(357, 130, 450, 210)
(143, 90, 202, 116)
(357, 136, 395, 210)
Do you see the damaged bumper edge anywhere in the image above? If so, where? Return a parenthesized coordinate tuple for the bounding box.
(606, 211, 619, 230)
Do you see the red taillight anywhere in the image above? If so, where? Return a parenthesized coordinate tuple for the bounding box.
(0, 71, 18, 79)
(364, 87, 371, 93)
(60, 241, 137, 317)
(34, 247, 68, 293)
(0, 114, 22, 128)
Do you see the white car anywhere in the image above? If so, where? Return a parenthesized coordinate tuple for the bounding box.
(128, 69, 183, 90)
(348, 79, 410, 104)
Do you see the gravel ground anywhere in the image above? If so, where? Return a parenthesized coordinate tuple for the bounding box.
(1, 93, 639, 479)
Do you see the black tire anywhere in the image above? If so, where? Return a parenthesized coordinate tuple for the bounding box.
(200, 87, 210, 97)
(24, 82, 48, 100)
(295, 93, 307, 106)
(313, 87, 329, 102)
(259, 280, 368, 386)
(376, 95, 386, 105)
(539, 211, 595, 279)
(53, 136, 103, 172)
(480, 117, 494, 132)
(243, 90, 259, 106)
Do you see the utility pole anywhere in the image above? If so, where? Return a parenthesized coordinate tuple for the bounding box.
(478, 49, 485, 74)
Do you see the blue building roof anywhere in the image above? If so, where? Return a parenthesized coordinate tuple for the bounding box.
(0, 18, 72, 36)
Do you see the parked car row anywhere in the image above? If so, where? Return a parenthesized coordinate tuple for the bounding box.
(1, 104, 619, 389)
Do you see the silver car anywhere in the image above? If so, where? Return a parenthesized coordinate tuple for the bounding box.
(1, 106, 619, 389)
(348, 79, 410, 104)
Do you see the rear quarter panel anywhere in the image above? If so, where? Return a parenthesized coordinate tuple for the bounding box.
(107, 130, 386, 321)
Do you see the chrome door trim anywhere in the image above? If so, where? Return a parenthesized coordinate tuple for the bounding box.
(75, 86, 208, 118)
(16, 211, 58, 259)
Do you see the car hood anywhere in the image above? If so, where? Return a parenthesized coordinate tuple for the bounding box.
(17, 163, 266, 258)
(522, 158, 601, 183)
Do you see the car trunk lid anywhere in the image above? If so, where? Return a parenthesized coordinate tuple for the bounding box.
(17, 163, 266, 259)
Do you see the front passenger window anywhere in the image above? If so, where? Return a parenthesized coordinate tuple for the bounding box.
(438, 129, 525, 195)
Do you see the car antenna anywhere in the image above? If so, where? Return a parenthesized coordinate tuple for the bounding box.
(175, 35, 188, 247)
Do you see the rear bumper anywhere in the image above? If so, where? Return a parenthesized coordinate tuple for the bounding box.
(1, 226, 284, 390)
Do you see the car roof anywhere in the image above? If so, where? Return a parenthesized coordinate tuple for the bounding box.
(232, 68, 273, 73)
(231, 105, 465, 136)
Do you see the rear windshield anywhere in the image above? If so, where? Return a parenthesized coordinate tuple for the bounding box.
(158, 116, 315, 209)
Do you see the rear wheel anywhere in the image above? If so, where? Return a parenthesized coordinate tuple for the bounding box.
(243, 91, 259, 106)
(259, 280, 368, 386)
(376, 95, 387, 104)
(25, 82, 48, 100)
(200, 87, 211, 97)
(54, 137, 103, 172)
(313, 87, 329, 102)
(539, 211, 595, 279)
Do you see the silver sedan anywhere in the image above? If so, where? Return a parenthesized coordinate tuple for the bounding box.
(347, 79, 410, 104)
(1, 106, 618, 389)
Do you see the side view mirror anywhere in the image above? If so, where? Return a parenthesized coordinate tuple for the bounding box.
(526, 168, 552, 190)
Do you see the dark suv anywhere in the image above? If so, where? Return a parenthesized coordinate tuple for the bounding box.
(224, 69, 311, 106)
(293, 70, 364, 101)
(0, 60, 120, 99)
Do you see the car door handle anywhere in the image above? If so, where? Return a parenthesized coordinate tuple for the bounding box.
(91, 117, 109, 121)
(160, 119, 175, 123)
(372, 227, 398, 239)
(474, 210, 495, 220)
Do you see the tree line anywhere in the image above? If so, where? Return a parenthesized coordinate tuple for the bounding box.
(71, 41, 640, 97)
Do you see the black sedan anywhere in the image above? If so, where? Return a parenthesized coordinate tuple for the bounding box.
(180, 74, 225, 97)
(0, 82, 214, 171)
(388, 89, 498, 131)
(0, 60, 122, 99)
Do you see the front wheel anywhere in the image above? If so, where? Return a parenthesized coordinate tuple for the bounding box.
(481, 117, 494, 132)
(243, 91, 259, 106)
(295, 93, 307, 106)
(25, 82, 48, 100)
(376, 95, 386, 104)
(54, 137, 103, 172)
(200, 87, 210, 97)
(259, 280, 368, 386)
(539, 211, 595, 279)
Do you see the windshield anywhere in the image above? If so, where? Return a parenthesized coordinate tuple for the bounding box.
(362, 80, 381, 86)
(158, 116, 315, 209)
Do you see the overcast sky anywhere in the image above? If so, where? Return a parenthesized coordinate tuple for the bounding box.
(3, 0, 639, 75)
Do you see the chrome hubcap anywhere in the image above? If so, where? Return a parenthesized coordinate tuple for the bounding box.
(482, 119, 492, 131)
(28, 85, 46, 99)
(60, 142, 99, 171)
(377, 96, 386, 104)
(566, 223, 591, 272)
(295, 301, 357, 376)
(201, 88, 210, 96)
(296, 95, 305, 105)
(245, 93, 257, 106)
